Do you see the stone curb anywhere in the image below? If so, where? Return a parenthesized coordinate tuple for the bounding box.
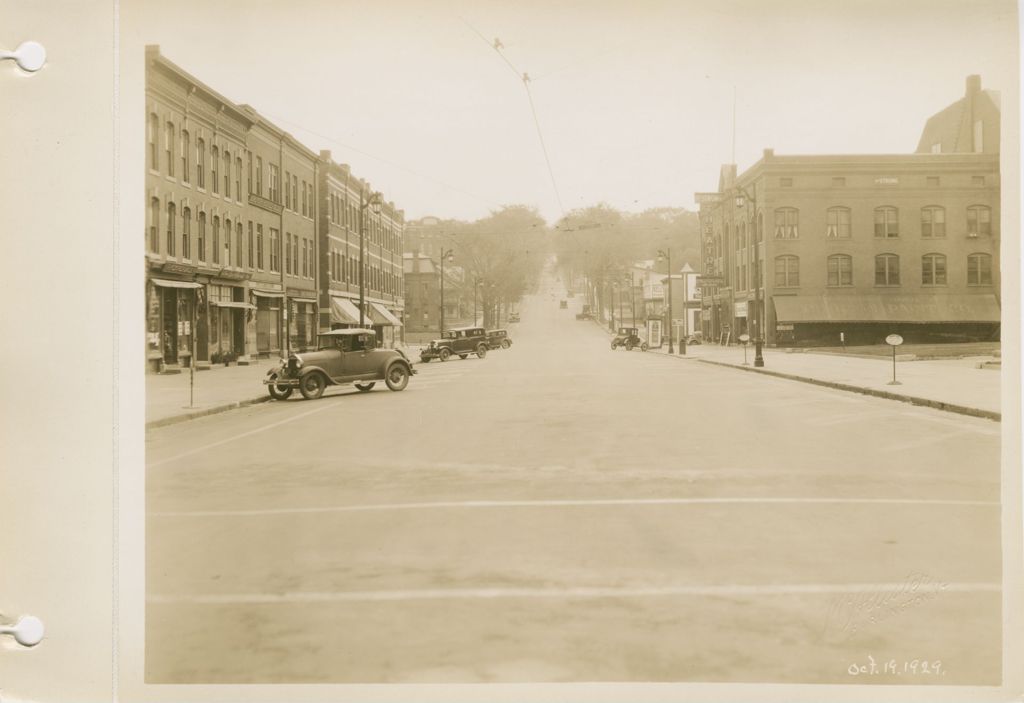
(146, 395, 270, 430)
(694, 358, 1001, 423)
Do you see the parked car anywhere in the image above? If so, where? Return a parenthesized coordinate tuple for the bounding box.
(575, 304, 593, 321)
(509, 312, 520, 323)
(560, 300, 568, 309)
(264, 329, 416, 400)
(486, 329, 513, 350)
(610, 327, 648, 351)
(419, 326, 489, 362)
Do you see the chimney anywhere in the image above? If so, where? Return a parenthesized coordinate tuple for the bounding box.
(966, 75, 981, 96)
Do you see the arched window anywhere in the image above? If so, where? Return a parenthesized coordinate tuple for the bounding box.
(166, 202, 176, 257)
(756, 212, 764, 242)
(967, 205, 992, 237)
(148, 113, 159, 170)
(211, 146, 219, 194)
(921, 206, 945, 238)
(196, 138, 206, 188)
(827, 254, 852, 287)
(197, 212, 207, 262)
(223, 150, 231, 197)
(181, 130, 190, 183)
(922, 253, 947, 286)
(181, 207, 191, 259)
(165, 122, 175, 177)
(774, 255, 799, 287)
(826, 207, 851, 238)
(967, 253, 993, 285)
(874, 254, 900, 286)
(212, 216, 221, 264)
(874, 206, 899, 238)
(224, 218, 232, 265)
(149, 197, 160, 252)
(774, 208, 799, 239)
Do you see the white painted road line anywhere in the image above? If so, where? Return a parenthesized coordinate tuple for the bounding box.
(148, 581, 1001, 605)
(150, 496, 999, 518)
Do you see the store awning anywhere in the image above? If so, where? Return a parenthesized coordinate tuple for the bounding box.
(210, 300, 255, 309)
(368, 302, 403, 326)
(152, 278, 201, 289)
(251, 289, 284, 298)
(330, 296, 364, 325)
(290, 297, 318, 304)
(773, 294, 1001, 324)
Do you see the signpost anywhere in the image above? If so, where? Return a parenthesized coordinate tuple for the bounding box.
(739, 333, 751, 365)
(885, 333, 904, 385)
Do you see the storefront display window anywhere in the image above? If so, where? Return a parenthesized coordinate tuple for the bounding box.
(257, 296, 280, 353)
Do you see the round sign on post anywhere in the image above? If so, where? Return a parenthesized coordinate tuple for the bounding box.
(739, 334, 750, 343)
(886, 334, 903, 385)
(739, 333, 751, 365)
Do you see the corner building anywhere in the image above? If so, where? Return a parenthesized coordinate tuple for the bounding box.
(696, 77, 1001, 347)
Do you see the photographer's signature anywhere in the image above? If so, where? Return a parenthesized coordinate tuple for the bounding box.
(822, 572, 948, 642)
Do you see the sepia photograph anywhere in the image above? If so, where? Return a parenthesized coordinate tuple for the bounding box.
(121, 0, 1021, 696)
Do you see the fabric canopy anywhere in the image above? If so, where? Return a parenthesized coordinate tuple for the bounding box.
(368, 302, 403, 326)
(251, 289, 284, 298)
(773, 294, 1000, 323)
(152, 278, 201, 289)
(330, 296, 364, 325)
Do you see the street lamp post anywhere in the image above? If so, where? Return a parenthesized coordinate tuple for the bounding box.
(439, 247, 454, 335)
(473, 278, 481, 325)
(359, 188, 383, 328)
(657, 249, 674, 354)
(735, 186, 764, 367)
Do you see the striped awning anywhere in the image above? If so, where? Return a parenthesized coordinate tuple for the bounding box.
(773, 294, 1001, 323)
(368, 302, 403, 326)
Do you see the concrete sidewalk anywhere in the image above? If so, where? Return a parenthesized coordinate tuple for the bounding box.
(650, 342, 1001, 420)
(146, 359, 276, 428)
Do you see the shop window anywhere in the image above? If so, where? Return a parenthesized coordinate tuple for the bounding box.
(826, 207, 851, 238)
(774, 256, 799, 287)
(921, 206, 946, 238)
(922, 253, 947, 286)
(874, 206, 899, 238)
(967, 253, 992, 285)
(874, 254, 900, 286)
(967, 205, 991, 237)
(827, 254, 852, 287)
(166, 202, 176, 257)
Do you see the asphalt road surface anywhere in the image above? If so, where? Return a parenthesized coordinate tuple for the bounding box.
(146, 263, 1001, 685)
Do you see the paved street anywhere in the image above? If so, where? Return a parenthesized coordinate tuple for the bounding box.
(146, 267, 1001, 685)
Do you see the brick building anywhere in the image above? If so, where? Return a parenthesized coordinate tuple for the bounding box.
(696, 77, 1001, 347)
(317, 150, 405, 348)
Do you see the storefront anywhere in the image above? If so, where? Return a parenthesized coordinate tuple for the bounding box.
(147, 277, 201, 371)
(206, 284, 252, 361)
(367, 302, 403, 348)
(288, 296, 318, 352)
(329, 295, 364, 329)
(252, 289, 284, 356)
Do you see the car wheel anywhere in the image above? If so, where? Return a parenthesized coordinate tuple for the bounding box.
(459, 354, 468, 359)
(610, 341, 617, 350)
(476, 344, 487, 359)
(640, 342, 649, 352)
(299, 372, 327, 400)
(439, 347, 451, 362)
(501, 340, 511, 349)
(267, 374, 293, 400)
(385, 364, 409, 391)
(354, 382, 375, 392)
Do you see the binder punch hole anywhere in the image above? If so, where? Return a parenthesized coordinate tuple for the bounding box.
(0, 41, 46, 72)
(0, 615, 45, 647)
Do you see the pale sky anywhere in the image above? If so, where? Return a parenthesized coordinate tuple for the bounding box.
(128, 0, 1018, 224)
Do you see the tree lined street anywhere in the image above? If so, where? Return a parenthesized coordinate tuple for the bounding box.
(146, 263, 1001, 684)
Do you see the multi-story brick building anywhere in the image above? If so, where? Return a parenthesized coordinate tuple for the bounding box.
(317, 150, 405, 348)
(696, 77, 1001, 347)
(403, 253, 440, 334)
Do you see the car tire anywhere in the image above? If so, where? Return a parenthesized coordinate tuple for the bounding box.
(385, 364, 410, 391)
(476, 344, 487, 359)
(354, 382, 375, 392)
(501, 340, 511, 349)
(640, 342, 649, 352)
(439, 347, 451, 362)
(267, 374, 293, 400)
(299, 372, 327, 400)
(459, 354, 468, 359)
(610, 341, 617, 350)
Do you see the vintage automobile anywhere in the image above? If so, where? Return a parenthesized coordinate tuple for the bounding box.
(610, 327, 648, 351)
(264, 329, 416, 400)
(486, 329, 513, 350)
(575, 304, 593, 321)
(419, 326, 489, 362)
(508, 311, 521, 323)
(559, 300, 568, 309)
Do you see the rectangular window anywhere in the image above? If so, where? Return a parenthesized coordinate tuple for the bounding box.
(875, 255, 900, 286)
(256, 224, 264, 270)
(149, 114, 159, 170)
(827, 256, 852, 287)
(224, 152, 231, 196)
(247, 222, 254, 269)
(270, 228, 280, 272)
(922, 255, 947, 286)
(301, 180, 307, 216)
(930, 143, 942, 154)
(285, 171, 292, 209)
(826, 208, 851, 238)
(181, 131, 190, 183)
(235, 157, 242, 199)
(197, 140, 206, 189)
(921, 207, 945, 238)
(269, 164, 280, 203)
(256, 156, 263, 195)
(292, 176, 298, 213)
(165, 123, 175, 177)
(285, 233, 292, 274)
(211, 148, 219, 194)
(967, 254, 992, 285)
(247, 151, 253, 194)
(874, 208, 899, 238)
